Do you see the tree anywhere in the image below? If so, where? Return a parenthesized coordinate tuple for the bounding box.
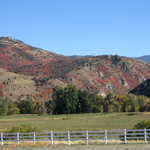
(53, 85, 79, 114)
(0, 98, 8, 115)
(45, 100, 56, 114)
(137, 95, 147, 112)
(103, 93, 115, 112)
(34, 101, 47, 115)
(124, 94, 139, 112)
(0, 98, 19, 115)
(77, 90, 91, 113)
(7, 102, 20, 115)
(17, 99, 35, 114)
(83, 93, 103, 113)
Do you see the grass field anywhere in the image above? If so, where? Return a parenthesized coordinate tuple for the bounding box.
(0, 112, 150, 132)
(1, 144, 150, 150)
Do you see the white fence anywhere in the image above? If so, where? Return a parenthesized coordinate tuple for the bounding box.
(1, 129, 150, 145)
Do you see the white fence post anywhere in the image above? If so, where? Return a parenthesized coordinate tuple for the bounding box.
(2, 128, 149, 145)
(124, 129, 127, 144)
(68, 130, 71, 145)
(144, 128, 147, 143)
(1, 133, 3, 145)
(17, 132, 20, 144)
(86, 130, 89, 145)
(105, 130, 108, 144)
(33, 132, 36, 144)
(51, 131, 54, 145)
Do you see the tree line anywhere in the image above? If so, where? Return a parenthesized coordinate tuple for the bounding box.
(1, 85, 150, 115)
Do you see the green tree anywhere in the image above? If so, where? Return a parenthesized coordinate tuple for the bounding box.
(77, 90, 91, 113)
(103, 93, 115, 112)
(0, 98, 8, 115)
(84, 93, 103, 113)
(8, 102, 20, 115)
(17, 99, 35, 114)
(45, 100, 56, 114)
(53, 85, 79, 114)
(137, 95, 147, 112)
(0, 98, 19, 115)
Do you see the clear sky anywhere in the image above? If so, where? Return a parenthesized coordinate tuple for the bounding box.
(0, 0, 150, 57)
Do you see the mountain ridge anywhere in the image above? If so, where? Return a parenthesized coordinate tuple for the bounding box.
(0, 37, 150, 100)
(136, 55, 150, 63)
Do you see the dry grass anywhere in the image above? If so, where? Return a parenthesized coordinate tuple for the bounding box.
(0, 112, 150, 132)
(1, 144, 150, 150)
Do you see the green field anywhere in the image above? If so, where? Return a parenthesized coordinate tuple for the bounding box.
(0, 112, 150, 132)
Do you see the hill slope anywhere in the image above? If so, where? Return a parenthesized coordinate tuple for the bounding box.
(0, 68, 37, 100)
(0, 37, 73, 78)
(0, 37, 150, 100)
(130, 79, 150, 97)
(64, 55, 150, 95)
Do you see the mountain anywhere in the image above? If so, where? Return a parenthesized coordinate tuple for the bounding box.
(70, 55, 150, 64)
(69, 55, 93, 59)
(130, 79, 150, 97)
(64, 55, 150, 95)
(1, 37, 150, 100)
(136, 55, 150, 63)
(0, 37, 73, 78)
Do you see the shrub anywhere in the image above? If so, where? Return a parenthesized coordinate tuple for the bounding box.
(8, 124, 39, 133)
(133, 120, 150, 129)
(125, 120, 150, 141)
(5, 124, 39, 141)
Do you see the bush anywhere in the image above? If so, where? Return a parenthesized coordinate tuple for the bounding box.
(124, 120, 150, 141)
(133, 120, 150, 129)
(5, 124, 39, 141)
(8, 124, 39, 133)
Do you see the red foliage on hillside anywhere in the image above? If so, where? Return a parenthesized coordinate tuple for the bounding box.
(0, 37, 150, 100)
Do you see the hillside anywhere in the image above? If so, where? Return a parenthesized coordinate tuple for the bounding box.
(64, 55, 150, 95)
(0, 37, 150, 100)
(0, 68, 67, 101)
(130, 79, 150, 97)
(0, 68, 37, 100)
(0, 37, 73, 78)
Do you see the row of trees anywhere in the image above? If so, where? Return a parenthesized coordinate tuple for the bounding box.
(1, 85, 150, 115)
(52, 85, 150, 114)
(0, 98, 46, 115)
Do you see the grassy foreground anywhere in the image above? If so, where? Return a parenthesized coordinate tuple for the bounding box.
(0, 112, 150, 132)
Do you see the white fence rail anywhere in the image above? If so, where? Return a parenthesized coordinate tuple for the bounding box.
(1, 129, 150, 145)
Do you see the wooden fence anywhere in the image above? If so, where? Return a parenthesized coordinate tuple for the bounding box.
(1, 129, 150, 145)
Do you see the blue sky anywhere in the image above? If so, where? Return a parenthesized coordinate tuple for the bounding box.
(0, 0, 150, 57)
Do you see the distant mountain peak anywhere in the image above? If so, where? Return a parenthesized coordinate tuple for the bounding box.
(135, 55, 150, 63)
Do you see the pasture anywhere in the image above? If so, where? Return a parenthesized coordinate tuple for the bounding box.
(0, 112, 150, 132)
